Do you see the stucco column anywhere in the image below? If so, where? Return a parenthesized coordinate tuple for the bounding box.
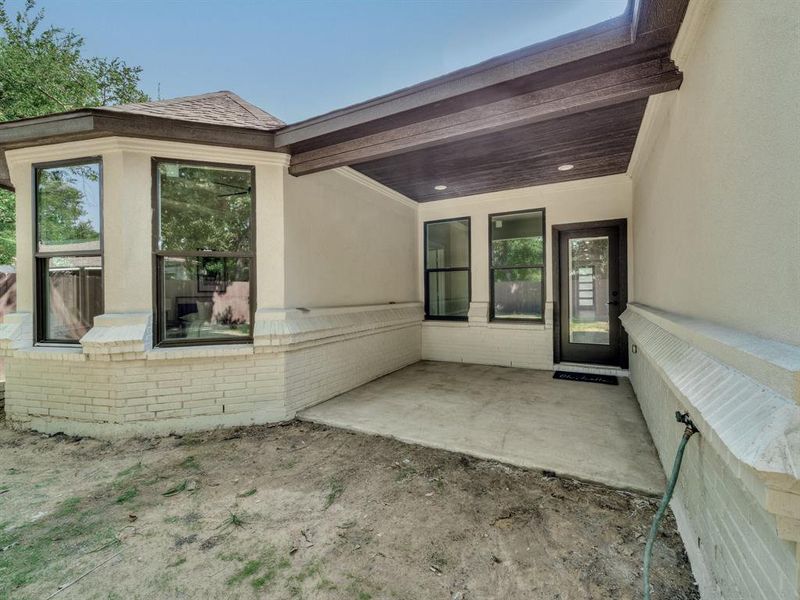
(8, 160, 34, 314)
(254, 163, 287, 310)
(101, 149, 153, 314)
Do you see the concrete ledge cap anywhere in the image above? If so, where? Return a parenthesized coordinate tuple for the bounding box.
(626, 303, 800, 402)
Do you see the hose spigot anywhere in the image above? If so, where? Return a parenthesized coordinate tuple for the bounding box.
(675, 411, 699, 438)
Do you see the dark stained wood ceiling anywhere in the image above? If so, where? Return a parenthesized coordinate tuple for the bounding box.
(352, 99, 648, 201)
(280, 0, 689, 202)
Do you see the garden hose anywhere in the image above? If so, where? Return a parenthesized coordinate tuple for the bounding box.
(643, 412, 699, 600)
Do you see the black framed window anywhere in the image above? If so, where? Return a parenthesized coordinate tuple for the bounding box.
(34, 159, 103, 343)
(154, 160, 255, 346)
(489, 209, 545, 321)
(424, 217, 470, 320)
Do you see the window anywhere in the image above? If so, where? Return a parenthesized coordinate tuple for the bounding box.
(154, 160, 254, 345)
(490, 209, 545, 321)
(34, 159, 103, 343)
(424, 218, 470, 320)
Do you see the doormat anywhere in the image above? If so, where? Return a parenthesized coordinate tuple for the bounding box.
(553, 371, 618, 385)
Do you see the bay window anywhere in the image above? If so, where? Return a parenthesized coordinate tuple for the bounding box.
(154, 160, 254, 345)
(34, 159, 103, 343)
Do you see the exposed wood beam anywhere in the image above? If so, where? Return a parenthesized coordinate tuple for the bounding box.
(0, 113, 96, 146)
(275, 15, 632, 147)
(289, 59, 681, 176)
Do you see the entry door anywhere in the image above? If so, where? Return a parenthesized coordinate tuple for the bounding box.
(554, 220, 627, 367)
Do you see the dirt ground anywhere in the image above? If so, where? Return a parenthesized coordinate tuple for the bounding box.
(0, 419, 699, 600)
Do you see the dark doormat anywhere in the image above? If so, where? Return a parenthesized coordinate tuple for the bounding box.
(553, 371, 618, 385)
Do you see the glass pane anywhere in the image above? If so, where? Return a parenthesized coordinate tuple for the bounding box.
(493, 268, 543, 319)
(42, 256, 102, 341)
(491, 211, 543, 267)
(568, 236, 610, 345)
(426, 219, 469, 269)
(158, 163, 252, 252)
(427, 270, 469, 318)
(160, 256, 251, 341)
(37, 163, 101, 252)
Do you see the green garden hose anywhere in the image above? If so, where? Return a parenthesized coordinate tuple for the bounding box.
(643, 412, 699, 600)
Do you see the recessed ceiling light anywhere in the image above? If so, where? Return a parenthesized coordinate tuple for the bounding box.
(434, 185, 448, 191)
(557, 164, 575, 171)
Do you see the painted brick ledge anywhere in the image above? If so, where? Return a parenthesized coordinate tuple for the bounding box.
(621, 304, 800, 553)
(0, 304, 424, 361)
(253, 303, 423, 347)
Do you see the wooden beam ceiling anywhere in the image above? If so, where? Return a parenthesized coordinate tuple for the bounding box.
(353, 100, 648, 201)
(288, 59, 680, 176)
(282, 0, 690, 199)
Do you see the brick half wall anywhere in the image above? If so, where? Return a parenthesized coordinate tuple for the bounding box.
(622, 304, 800, 600)
(2, 304, 423, 437)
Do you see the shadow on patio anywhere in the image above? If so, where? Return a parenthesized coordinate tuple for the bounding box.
(300, 361, 665, 495)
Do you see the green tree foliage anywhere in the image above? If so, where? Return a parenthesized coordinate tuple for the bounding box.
(0, 0, 149, 264)
(37, 164, 100, 247)
(158, 164, 252, 253)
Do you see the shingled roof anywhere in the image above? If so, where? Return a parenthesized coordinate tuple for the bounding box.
(101, 91, 285, 131)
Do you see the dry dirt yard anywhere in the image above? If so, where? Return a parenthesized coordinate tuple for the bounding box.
(0, 419, 699, 600)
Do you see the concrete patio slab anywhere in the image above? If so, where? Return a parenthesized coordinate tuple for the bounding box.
(299, 361, 665, 495)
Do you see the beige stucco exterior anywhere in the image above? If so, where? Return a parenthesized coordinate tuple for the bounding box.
(0, 1, 799, 597)
(283, 167, 418, 308)
(623, 1, 800, 597)
(630, 0, 800, 347)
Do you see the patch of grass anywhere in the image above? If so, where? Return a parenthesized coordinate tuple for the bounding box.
(115, 487, 139, 504)
(323, 477, 345, 509)
(227, 559, 263, 586)
(395, 465, 418, 482)
(236, 488, 257, 498)
(179, 456, 201, 471)
(162, 480, 187, 497)
(218, 551, 245, 562)
(0, 496, 117, 597)
(54, 496, 82, 517)
(116, 461, 143, 479)
(220, 512, 246, 528)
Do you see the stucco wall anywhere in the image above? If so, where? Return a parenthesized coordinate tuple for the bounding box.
(632, 0, 800, 346)
(417, 174, 632, 368)
(283, 168, 418, 308)
(626, 1, 800, 597)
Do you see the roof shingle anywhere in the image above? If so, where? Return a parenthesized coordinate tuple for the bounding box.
(101, 91, 285, 131)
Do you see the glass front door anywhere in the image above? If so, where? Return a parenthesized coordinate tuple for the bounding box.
(557, 222, 626, 366)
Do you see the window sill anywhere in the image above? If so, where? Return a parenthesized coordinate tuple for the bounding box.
(422, 320, 468, 327)
(146, 343, 254, 361)
(487, 321, 546, 331)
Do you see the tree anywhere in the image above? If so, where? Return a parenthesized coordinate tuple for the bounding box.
(0, 0, 149, 264)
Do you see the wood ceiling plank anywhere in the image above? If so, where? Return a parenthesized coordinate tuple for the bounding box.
(289, 60, 679, 175)
(353, 100, 646, 201)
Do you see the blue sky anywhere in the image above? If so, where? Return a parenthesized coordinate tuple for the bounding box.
(16, 0, 627, 124)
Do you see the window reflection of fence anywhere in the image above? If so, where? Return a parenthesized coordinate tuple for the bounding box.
(0, 269, 16, 321)
(47, 265, 101, 340)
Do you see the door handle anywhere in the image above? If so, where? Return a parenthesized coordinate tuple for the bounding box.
(606, 301, 619, 306)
